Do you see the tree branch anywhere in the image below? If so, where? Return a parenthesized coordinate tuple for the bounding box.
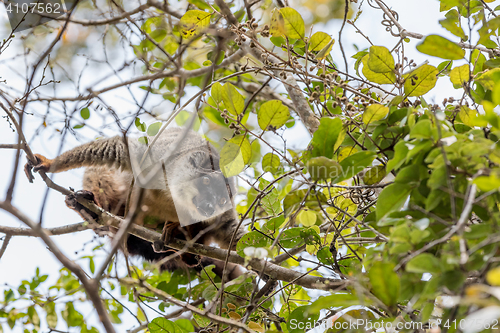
(0, 201, 116, 333)
(373, 0, 500, 57)
(214, 0, 320, 135)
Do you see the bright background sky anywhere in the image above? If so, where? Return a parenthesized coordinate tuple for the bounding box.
(0, 0, 484, 331)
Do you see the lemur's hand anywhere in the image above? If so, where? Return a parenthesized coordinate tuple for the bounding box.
(24, 154, 52, 183)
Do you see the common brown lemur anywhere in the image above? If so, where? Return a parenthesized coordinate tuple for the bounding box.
(24, 127, 245, 279)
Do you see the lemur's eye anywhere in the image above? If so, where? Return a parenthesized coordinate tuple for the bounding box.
(202, 176, 210, 185)
(219, 197, 227, 206)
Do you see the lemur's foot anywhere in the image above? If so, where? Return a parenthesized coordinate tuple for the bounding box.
(65, 190, 100, 221)
(153, 221, 180, 253)
(24, 154, 52, 183)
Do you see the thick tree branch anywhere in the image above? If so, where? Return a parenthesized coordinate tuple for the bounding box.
(69, 196, 346, 291)
(0, 222, 91, 236)
(0, 235, 12, 260)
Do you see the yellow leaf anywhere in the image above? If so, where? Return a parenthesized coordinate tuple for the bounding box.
(363, 104, 389, 124)
(361, 55, 396, 84)
(368, 45, 395, 73)
(404, 64, 438, 97)
(228, 311, 241, 320)
(459, 106, 477, 127)
(315, 38, 335, 61)
(248, 321, 265, 332)
(279, 7, 305, 39)
(297, 210, 317, 227)
(338, 146, 357, 162)
(308, 31, 332, 51)
(179, 10, 211, 38)
(269, 8, 285, 37)
(450, 64, 470, 86)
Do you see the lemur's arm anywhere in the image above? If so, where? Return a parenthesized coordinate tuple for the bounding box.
(25, 136, 131, 182)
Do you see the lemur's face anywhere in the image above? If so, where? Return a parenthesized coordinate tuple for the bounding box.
(169, 170, 234, 225)
(192, 172, 234, 217)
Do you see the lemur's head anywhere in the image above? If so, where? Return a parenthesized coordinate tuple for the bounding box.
(168, 148, 235, 225)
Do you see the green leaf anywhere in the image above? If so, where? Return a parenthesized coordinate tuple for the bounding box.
(211, 82, 223, 105)
(175, 319, 195, 333)
(376, 183, 412, 220)
(80, 107, 90, 120)
(62, 302, 84, 327)
(416, 35, 465, 60)
(335, 151, 376, 183)
(147, 122, 162, 136)
(369, 262, 400, 307)
(220, 135, 252, 177)
(280, 7, 305, 39)
(404, 64, 439, 97)
(148, 317, 182, 333)
(308, 32, 332, 51)
(150, 29, 167, 42)
(281, 228, 304, 247)
(449, 64, 470, 85)
(257, 100, 290, 130)
(306, 117, 343, 159)
(288, 306, 319, 333)
(387, 141, 409, 172)
(89, 257, 95, 274)
(179, 10, 211, 38)
(439, 9, 466, 39)
(314, 38, 335, 61)
(222, 83, 245, 115)
(406, 253, 442, 274)
(236, 231, 272, 257)
(410, 119, 433, 139)
(188, 0, 212, 11)
(309, 294, 362, 313)
(363, 165, 386, 185)
(362, 55, 396, 84)
(476, 68, 500, 90)
(458, 105, 477, 126)
(135, 118, 146, 132)
(363, 104, 389, 124)
(428, 165, 447, 190)
(283, 190, 326, 217)
(262, 153, 281, 173)
(45, 302, 57, 329)
(368, 46, 395, 73)
(473, 174, 500, 192)
(280, 228, 304, 249)
(307, 157, 342, 181)
(317, 246, 335, 265)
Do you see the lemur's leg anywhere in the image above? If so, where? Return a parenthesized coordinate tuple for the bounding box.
(65, 190, 100, 222)
(153, 221, 181, 253)
(209, 217, 245, 250)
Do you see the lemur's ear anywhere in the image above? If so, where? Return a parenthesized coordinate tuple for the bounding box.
(189, 151, 208, 168)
